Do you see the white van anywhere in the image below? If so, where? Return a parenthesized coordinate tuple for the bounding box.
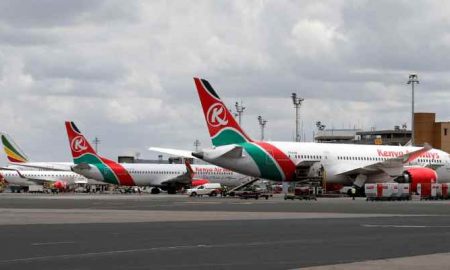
(186, 183, 222, 197)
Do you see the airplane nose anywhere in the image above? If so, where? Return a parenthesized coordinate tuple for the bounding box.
(192, 151, 204, 159)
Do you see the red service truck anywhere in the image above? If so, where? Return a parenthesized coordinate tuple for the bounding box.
(417, 183, 440, 200)
(365, 183, 408, 201)
(441, 183, 449, 199)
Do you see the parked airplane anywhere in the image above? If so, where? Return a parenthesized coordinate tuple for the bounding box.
(65, 121, 252, 193)
(2, 133, 76, 171)
(187, 78, 450, 192)
(0, 169, 89, 192)
(0, 133, 105, 188)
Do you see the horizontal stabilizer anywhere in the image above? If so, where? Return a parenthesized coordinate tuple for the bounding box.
(148, 147, 197, 159)
(72, 163, 92, 171)
(193, 145, 243, 160)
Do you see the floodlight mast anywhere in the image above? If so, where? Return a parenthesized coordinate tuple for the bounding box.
(92, 137, 101, 153)
(235, 101, 246, 126)
(257, 115, 268, 141)
(407, 74, 419, 146)
(291, 93, 304, 142)
(193, 139, 201, 152)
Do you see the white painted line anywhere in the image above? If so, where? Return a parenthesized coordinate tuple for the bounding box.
(0, 239, 315, 264)
(362, 224, 450, 228)
(31, 241, 76, 246)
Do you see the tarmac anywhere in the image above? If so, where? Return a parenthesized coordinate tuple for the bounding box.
(0, 193, 448, 270)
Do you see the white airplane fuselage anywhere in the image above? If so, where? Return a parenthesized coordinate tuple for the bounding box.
(0, 170, 91, 186)
(197, 142, 450, 185)
(73, 163, 250, 187)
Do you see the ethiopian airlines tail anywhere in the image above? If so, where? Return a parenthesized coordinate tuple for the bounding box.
(1, 134, 29, 163)
(65, 121, 135, 186)
(194, 78, 253, 146)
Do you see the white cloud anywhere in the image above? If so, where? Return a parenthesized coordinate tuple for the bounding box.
(289, 19, 346, 59)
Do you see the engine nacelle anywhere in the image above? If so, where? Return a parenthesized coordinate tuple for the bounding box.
(192, 179, 209, 187)
(400, 167, 437, 193)
(53, 181, 68, 190)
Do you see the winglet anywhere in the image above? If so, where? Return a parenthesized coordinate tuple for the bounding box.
(184, 160, 194, 179)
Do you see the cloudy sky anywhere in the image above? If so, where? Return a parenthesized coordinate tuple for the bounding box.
(1, 0, 450, 163)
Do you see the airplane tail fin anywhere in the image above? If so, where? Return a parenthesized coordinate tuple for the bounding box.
(1, 134, 29, 163)
(193, 78, 253, 146)
(65, 121, 99, 164)
(65, 121, 135, 186)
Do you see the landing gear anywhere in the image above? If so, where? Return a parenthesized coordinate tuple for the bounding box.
(150, 187, 160, 194)
(167, 186, 177, 194)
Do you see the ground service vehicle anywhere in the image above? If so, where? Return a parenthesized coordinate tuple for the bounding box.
(186, 183, 221, 197)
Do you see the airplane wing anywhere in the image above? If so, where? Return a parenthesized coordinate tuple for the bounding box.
(148, 147, 197, 159)
(337, 144, 432, 177)
(160, 160, 194, 186)
(159, 173, 191, 185)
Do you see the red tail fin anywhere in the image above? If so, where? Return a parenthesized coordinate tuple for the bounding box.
(194, 78, 252, 146)
(65, 121, 97, 161)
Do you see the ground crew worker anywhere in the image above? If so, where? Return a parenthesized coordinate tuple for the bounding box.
(221, 185, 228, 197)
(351, 187, 356, 200)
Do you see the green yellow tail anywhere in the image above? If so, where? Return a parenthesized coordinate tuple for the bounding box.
(1, 134, 29, 163)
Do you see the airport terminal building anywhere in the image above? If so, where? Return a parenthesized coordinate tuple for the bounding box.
(315, 112, 450, 153)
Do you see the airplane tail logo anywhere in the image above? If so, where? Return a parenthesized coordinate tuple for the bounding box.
(194, 78, 252, 146)
(1, 134, 29, 163)
(65, 121, 97, 160)
(207, 103, 229, 127)
(71, 136, 88, 153)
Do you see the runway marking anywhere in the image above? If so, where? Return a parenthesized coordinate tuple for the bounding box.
(362, 224, 450, 228)
(31, 241, 76, 246)
(1, 208, 430, 225)
(0, 239, 331, 264)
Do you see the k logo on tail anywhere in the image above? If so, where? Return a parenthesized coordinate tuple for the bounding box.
(207, 103, 229, 127)
(71, 136, 88, 153)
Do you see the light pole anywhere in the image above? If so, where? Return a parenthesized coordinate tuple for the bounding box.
(257, 115, 268, 141)
(291, 93, 304, 142)
(407, 74, 419, 145)
(235, 101, 246, 126)
(193, 139, 201, 152)
(92, 137, 100, 153)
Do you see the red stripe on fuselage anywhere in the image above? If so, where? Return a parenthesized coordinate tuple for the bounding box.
(255, 142, 297, 181)
(100, 157, 135, 186)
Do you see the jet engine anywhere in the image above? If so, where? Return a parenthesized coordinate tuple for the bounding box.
(53, 180, 68, 191)
(397, 167, 437, 192)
